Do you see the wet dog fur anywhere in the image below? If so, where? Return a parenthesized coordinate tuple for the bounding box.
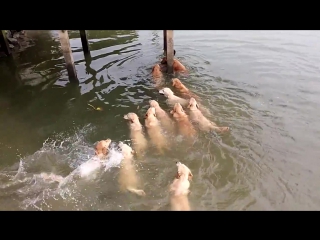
(169, 161, 193, 211)
(123, 113, 148, 157)
(118, 142, 146, 196)
(187, 98, 230, 133)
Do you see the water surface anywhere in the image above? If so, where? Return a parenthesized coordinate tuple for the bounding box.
(0, 30, 319, 210)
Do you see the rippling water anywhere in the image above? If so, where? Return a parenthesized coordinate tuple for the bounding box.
(0, 30, 320, 210)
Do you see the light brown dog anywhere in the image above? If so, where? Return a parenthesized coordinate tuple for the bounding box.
(118, 142, 146, 196)
(151, 64, 165, 89)
(170, 103, 196, 138)
(187, 98, 229, 133)
(95, 139, 112, 158)
(144, 107, 168, 154)
(169, 161, 193, 211)
(159, 87, 189, 108)
(152, 64, 163, 79)
(171, 78, 200, 101)
(123, 113, 148, 157)
(149, 100, 175, 133)
(161, 58, 187, 72)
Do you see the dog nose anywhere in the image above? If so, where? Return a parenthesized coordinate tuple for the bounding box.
(176, 161, 178, 164)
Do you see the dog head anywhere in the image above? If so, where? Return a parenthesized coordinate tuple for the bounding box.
(187, 98, 199, 110)
(118, 141, 135, 158)
(123, 112, 140, 124)
(95, 139, 112, 156)
(170, 103, 185, 116)
(175, 161, 193, 181)
(145, 107, 157, 119)
(171, 78, 183, 88)
(149, 99, 160, 108)
(152, 64, 161, 73)
(159, 87, 174, 97)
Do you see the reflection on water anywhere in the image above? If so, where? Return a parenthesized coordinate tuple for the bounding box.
(1, 30, 320, 210)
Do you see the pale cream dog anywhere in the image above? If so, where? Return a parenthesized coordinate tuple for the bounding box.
(144, 107, 168, 154)
(123, 113, 148, 157)
(159, 87, 189, 108)
(169, 161, 193, 211)
(95, 139, 112, 158)
(187, 98, 230, 133)
(170, 103, 196, 138)
(118, 142, 146, 196)
(149, 100, 175, 133)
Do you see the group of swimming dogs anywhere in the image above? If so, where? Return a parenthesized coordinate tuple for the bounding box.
(91, 55, 231, 211)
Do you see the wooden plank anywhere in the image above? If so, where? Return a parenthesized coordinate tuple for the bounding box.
(0, 30, 11, 56)
(163, 30, 167, 54)
(58, 30, 78, 81)
(79, 30, 90, 54)
(165, 30, 174, 74)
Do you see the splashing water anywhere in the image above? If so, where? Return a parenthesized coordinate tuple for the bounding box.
(0, 124, 124, 210)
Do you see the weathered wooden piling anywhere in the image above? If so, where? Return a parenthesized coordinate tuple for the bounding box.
(164, 30, 174, 74)
(58, 30, 78, 81)
(0, 30, 11, 56)
(163, 30, 167, 52)
(79, 30, 90, 54)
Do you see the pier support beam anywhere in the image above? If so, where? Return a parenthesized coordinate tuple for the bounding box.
(79, 30, 90, 54)
(0, 30, 11, 56)
(163, 30, 167, 53)
(58, 30, 78, 82)
(164, 30, 174, 74)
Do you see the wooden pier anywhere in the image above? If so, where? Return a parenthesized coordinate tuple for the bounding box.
(0, 30, 175, 81)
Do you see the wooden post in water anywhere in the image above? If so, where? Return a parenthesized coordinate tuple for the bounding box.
(58, 30, 78, 81)
(163, 30, 167, 54)
(0, 30, 11, 56)
(79, 30, 90, 54)
(164, 30, 174, 74)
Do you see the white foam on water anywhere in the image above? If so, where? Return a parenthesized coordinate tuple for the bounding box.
(102, 147, 124, 171)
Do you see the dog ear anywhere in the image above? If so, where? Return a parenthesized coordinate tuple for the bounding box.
(187, 104, 191, 109)
(188, 171, 193, 181)
(151, 66, 155, 72)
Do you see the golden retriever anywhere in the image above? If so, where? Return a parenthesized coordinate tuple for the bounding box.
(159, 87, 189, 108)
(151, 64, 165, 89)
(187, 98, 230, 133)
(95, 139, 112, 158)
(171, 78, 200, 101)
(169, 161, 193, 211)
(118, 142, 146, 196)
(161, 58, 187, 73)
(144, 107, 168, 154)
(123, 113, 148, 157)
(149, 100, 175, 133)
(170, 103, 196, 138)
(152, 64, 163, 79)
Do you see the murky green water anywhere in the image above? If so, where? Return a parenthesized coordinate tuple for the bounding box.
(0, 30, 320, 210)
